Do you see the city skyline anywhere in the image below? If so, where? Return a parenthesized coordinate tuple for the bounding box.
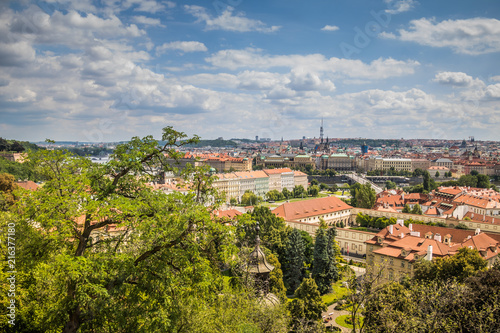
(1, 0, 500, 142)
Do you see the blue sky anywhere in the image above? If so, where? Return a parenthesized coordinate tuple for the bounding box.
(1, 0, 500, 142)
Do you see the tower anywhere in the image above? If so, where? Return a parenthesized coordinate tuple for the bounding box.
(320, 118, 324, 144)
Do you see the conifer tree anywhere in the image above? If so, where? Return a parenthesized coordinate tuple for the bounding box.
(284, 228, 305, 294)
(312, 226, 339, 294)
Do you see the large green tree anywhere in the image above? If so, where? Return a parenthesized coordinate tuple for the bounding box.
(288, 277, 327, 332)
(1, 128, 289, 332)
(283, 228, 305, 294)
(312, 226, 339, 295)
(355, 183, 376, 209)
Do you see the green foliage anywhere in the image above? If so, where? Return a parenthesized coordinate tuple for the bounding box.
(410, 203, 423, 215)
(0, 138, 39, 152)
(354, 183, 376, 209)
(362, 268, 500, 333)
(262, 250, 287, 303)
(455, 222, 469, 229)
(0, 127, 291, 332)
(282, 187, 291, 199)
(241, 190, 261, 206)
(266, 189, 284, 201)
(0, 157, 39, 181)
(0, 173, 16, 211)
(349, 183, 361, 207)
(230, 197, 237, 206)
(422, 171, 437, 192)
(299, 230, 315, 269)
(402, 203, 411, 213)
(312, 227, 339, 295)
(283, 228, 305, 294)
(308, 185, 320, 197)
(319, 183, 328, 190)
(413, 247, 487, 283)
(310, 178, 319, 186)
(385, 180, 396, 190)
(356, 213, 396, 229)
(288, 278, 327, 331)
(292, 185, 305, 198)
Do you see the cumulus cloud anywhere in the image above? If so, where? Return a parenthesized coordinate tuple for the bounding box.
(184, 5, 280, 32)
(132, 15, 164, 26)
(156, 41, 208, 55)
(382, 17, 500, 55)
(321, 25, 339, 31)
(384, 0, 417, 14)
(205, 48, 419, 80)
(433, 72, 476, 87)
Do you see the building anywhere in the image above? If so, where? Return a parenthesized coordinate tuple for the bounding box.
(273, 196, 352, 226)
(293, 170, 308, 190)
(365, 222, 500, 283)
(327, 153, 355, 172)
(213, 172, 240, 202)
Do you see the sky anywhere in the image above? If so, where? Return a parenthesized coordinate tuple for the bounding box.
(1, 0, 500, 142)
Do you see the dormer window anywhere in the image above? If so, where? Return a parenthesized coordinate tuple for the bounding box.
(377, 237, 383, 244)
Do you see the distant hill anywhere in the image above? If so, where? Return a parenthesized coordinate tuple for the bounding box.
(0, 138, 40, 152)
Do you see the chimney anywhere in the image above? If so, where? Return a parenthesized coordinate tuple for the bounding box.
(434, 234, 442, 242)
(388, 225, 393, 234)
(475, 228, 480, 236)
(409, 223, 413, 231)
(427, 245, 433, 261)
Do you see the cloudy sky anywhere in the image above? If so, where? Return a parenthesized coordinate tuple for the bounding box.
(1, 0, 500, 142)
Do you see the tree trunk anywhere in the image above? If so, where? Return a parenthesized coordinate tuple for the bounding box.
(62, 307, 81, 333)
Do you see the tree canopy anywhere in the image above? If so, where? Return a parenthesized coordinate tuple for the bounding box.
(0, 127, 289, 332)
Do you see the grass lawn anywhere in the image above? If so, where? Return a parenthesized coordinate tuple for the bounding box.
(321, 280, 350, 306)
(335, 314, 364, 329)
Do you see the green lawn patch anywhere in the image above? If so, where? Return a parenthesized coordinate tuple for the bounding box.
(335, 314, 364, 329)
(321, 280, 350, 306)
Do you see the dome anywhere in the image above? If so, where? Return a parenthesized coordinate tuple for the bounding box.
(247, 240, 274, 274)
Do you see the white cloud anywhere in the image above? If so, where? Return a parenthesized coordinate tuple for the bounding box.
(184, 5, 280, 33)
(156, 41, 207, 55)
(132, 15, 164, 27)
(383, 17, 500, 55)
(321, 25, 339, 31)
(433, 72, 476, 87)
(206, 48, 419, 80)
(384, 0, 417, 14)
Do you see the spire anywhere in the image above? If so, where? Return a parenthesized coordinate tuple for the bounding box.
(320, 118, 324, 144)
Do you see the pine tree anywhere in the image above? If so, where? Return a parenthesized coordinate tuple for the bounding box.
(312, 226, 339, 295)
(284, 228, 305, 294)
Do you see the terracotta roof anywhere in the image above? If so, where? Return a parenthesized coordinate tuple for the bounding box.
(272, 196, 352, 221)
(214, 209, 243, 219)
(263, 168, 293, 175)
(16, 181, 39, 191)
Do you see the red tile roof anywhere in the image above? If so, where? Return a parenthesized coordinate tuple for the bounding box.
(272, 196, 352, 221)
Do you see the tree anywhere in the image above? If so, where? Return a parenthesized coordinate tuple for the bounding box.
(3, 127, 273, 332)
(283, 228, 305, 294)
(282, 187, 291, 199)
(319, 183, 328, 191)
(458, 174, 478, 187)
(262, 250, 287, 303)
(308, 185, 320, 197)
(312, 226, 339, 295)
(413, 247, 487, 283)
(288, 278, 327, 331)
(299, 230, 315, 269)
(477, 174, 490, 188)
(310, 178, 319, 186)
(349, 183, 361, 207)
(292, 185, 305, 198)
(241, 190, 260, 206)
(0, 173, 16, 211)
(410, 203, 423, 215)
(412, 168, 424, 177)
(423, 171, 432, 192)
(435, 171, 440, 178)
(402, 203, 411, 213)
(230, 197, 237, 206)
(385, 180, 396, 190)
(355, 183, 376, 209)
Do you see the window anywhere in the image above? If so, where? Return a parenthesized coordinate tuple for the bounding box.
(401, 261, 405, 268)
